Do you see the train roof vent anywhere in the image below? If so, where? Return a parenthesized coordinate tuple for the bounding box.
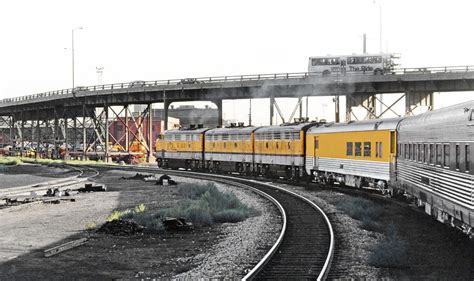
(238, 122, 244, 127)
(319, 119, 327, 124)
(197, 124, 204, 128)
(189, 124, 196, 129)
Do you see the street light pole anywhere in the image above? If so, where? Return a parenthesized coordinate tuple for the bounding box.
(72, 27, 83, 92)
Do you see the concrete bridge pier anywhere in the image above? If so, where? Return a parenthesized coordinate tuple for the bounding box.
(405, 91, 433, 116)
(345, 93, 377, 121)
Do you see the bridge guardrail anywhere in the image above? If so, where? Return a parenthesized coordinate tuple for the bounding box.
(2, 65, 474, 104)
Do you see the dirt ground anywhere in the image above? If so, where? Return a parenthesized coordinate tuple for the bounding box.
(0, 166, 280, 280)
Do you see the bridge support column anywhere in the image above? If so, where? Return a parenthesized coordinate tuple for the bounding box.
(405, 91, 433, 116)
(164, 100, 171, 131)
(54, 108, 59, 159)
(269, 96, 275, 125)
(147, 103, 154, 163)
(345, 94, 376, 121)
(124, 105, 129, 152)
(82, 104, 87, 160)
(213, 100, 223, 127)
(334, 95, 340, 123)
(104, 106, 109, 163)
(36, 109, 40, 159)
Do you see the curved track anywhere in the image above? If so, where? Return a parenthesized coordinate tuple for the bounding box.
(0, 165, 99, 198)
(95, 165, 334, 280)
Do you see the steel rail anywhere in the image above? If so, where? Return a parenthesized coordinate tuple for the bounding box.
(2, 64, 474, 104)
(0, 165, 99, 198)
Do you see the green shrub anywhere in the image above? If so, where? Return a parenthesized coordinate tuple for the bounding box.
(333, 197, 384, 232)
(0, 157, 22, 165)
(104, 183, 257, 232)
(85, 221, 97, 231)
(369, 224, 409, 268)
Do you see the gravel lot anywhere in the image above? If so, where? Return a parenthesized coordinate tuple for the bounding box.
(0, 166, 281, 279)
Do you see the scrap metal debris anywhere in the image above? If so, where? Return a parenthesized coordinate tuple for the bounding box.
(156, 174, 177, 186)
(44, 238, 88, 257)
(97, 219, 145, 236)
(162, 217, 193, 231)
(121, 173, 154, 180)
(78, 183, 107, 192)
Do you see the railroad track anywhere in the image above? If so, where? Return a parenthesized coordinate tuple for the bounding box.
(91, 164, 335, 280)
(0, 165, 99, 198)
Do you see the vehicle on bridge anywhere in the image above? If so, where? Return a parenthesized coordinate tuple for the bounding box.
(308, 53, 399, 76)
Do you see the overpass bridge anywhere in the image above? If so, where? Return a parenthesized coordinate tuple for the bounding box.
(1, 65, 474, 161)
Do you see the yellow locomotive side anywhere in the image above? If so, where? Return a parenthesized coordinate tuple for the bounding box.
(306, 130, 396, 162)
(204, 134, 253, 154)
(254, 130, 305, 156)
(163, 133, 204, 153)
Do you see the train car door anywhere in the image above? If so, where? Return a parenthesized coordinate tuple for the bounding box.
(314, 136, 319, 169)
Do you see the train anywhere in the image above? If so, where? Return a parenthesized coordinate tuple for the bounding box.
(155, 101, 474, 237)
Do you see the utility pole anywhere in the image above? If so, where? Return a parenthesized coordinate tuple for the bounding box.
(96, 67, 104, 85)
(72, 27, 83, 92)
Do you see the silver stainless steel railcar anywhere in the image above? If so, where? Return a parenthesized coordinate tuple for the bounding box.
(395, 101, 474, 236)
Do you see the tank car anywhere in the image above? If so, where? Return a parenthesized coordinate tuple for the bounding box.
(395, 101, 474, 236)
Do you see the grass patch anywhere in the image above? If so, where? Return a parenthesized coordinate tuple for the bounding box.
(85, 221, 97, 231)
(333, 196, 384, 232)
(105, 183, 258, 232)
(369, 224, 409, 268)
(0, 156, 23, 166)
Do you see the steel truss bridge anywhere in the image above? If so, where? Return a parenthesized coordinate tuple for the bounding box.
(0, 65, 473, 162)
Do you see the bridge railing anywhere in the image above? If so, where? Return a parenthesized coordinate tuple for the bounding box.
(2, 65, 474, 104)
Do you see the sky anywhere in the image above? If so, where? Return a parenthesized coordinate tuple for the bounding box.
(1, 0, 473, 125)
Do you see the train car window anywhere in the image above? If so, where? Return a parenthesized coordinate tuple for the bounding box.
(455, 145, 460, 170)
(443, 144, 450, 167)
(465, 145, 470, 172)
(390, 132, 395, 154)
(418, 144, 422, 162)
(274, 132, 281, 140)
(429, 144, 434, 164)
(346, 142, 353, 156)
(266, 142, 269, 149)
(404, 144, 408, 159)
(284, 132, 291, 140)
(315, 137, 319, 149)
(276, 143, 279, 149)
(355, 142, 362, 156)
(376, 142, 379, 157)
(436, 144, 442, 165)
(234, 142, 237, 148)
(288, 142, 291, 149)
(379, 142, 383, 158)
(224, 143, 226, 149)
(292, 132, 300, 140)
(364, 142, 371, 157)
(408, 144, 412, 160)
(423, 144, 427, 163)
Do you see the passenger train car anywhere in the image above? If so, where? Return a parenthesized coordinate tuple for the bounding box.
(155, 101, 474, 237)
(395, 102, 473, 234)
(305, 118, 399, 190)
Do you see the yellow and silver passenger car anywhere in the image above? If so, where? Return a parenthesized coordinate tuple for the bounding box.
(305, 118, 400, 189)
(155, 127, 208, 170)
(204, 126, 258, 174)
